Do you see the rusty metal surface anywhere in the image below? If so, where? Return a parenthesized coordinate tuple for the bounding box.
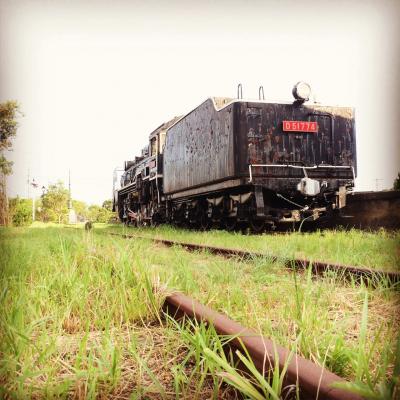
(166, 178, 242, 200)
(163, 98, 356, 199)
(164, 291, 363, 400)
(238, 103, 356, 174)
(105, 231, 400, 285)
(349, 190, 400, 201)
(322, 190, 400, 230)
(161, 239, 400, 285)
(290, 258, 400, 283)
(163, 98, 235, 195)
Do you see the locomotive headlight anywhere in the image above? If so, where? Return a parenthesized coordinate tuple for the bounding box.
(292, 81, 311, 102)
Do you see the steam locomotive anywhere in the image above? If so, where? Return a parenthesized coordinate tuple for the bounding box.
(113, 83, 356, 232)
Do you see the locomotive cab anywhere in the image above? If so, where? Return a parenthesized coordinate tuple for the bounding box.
(115, 116, 181, 225)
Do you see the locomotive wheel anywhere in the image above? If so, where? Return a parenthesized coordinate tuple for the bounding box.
(199, 212, 212, 231)
(173, 210, 184, 227)
(136, 214, 144, 227)
(175, 217, 187, 228)
(118, 206, 125, 223)
(223, 217, 237, 231)
(249, 217, 265, 233)
(150, 213, 160, 227)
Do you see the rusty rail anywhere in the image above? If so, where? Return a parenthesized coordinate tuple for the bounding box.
(64, 227, 386, 397)
(164, 291, 362, 400)
(105, 232, 400, 285)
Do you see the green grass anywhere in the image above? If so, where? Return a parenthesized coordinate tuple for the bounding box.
(1, 226, 399, 399)
(100, 223, 400, 272)
(0, 227, 237, 399)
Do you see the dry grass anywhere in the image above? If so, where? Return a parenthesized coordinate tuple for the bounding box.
(24, 324, 238, 400)
(0, 227, 241, 399)
(1, 226, 399, 399)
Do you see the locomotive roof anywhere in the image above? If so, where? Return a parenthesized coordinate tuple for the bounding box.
(163, 96, 354, 133)
(149, 115, 182, 138)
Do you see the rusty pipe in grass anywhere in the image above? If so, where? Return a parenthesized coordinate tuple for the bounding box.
(164, 291, 363, 400)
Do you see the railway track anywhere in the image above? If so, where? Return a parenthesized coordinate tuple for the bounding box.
(62, 226, 397, 398)
(104, 231, 400, 285)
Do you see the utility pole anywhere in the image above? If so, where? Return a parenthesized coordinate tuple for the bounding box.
(68, 170, 76, 224)
(31, 178, 38, 222)
(68, 169, 72, 210)
(27, 170, 30, 198)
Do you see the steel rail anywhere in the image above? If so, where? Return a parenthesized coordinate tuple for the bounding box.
(105, 231, 400, 285)
(63, 227, 390, 397)
(164, 291, 363, 400)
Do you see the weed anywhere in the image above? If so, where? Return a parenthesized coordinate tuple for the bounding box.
(1, 226, 399, 398)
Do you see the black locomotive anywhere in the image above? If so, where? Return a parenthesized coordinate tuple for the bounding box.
(113, 83, 356, 232)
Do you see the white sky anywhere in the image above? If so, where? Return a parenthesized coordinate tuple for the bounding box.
(1, 0, 399, 205)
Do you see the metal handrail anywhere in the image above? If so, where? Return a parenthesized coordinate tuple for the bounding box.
(237, 83, 243, 99)
(258, 86, 265, 100)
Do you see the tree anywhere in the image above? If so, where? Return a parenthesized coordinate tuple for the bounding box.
(72, 199, 89, 221)
(102, 199, 113, 211)
(0, 101, 21, 226)
(88, 204, 115, 223)
(394, 173, 400, 191)
(8, 197, 32, 227)
(41, 181, 69, 223)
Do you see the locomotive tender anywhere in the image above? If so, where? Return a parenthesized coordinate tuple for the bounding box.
(113, 83, 356, 232)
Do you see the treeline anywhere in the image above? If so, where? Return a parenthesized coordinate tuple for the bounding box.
(9, 181, 115, 227)
(1, 101, 114, 227)
(0, 101, 20, 226)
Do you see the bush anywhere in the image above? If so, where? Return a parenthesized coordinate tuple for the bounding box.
(88, 204, 115, 223)
(9, 197, 32, 227)
(394, 173, 400, 190)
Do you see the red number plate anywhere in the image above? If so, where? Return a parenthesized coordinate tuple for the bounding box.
(282, 121, 318, 133)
